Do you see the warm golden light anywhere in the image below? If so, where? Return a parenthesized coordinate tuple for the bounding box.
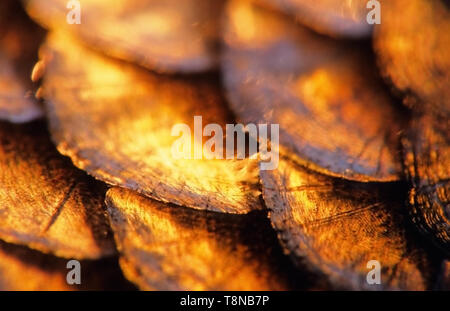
(40, 32, 261, 214)
(0, 0, 447, 292)
(256, 0, 371, 38)
(222, 0, 402, 182)
(261, 151, 438, 290)
(26, 0, 224, 73)
(106, 187, 292, 290)
(374, 0, 450, 114)
(0, 122, 115, 259)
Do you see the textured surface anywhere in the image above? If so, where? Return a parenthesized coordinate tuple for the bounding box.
(39, 32, 260, 214)
(0, 0, 445, 291)
(106, 187, 312, 290)
(374, 0, 450, 115)
(0, 0, 44, 122)
(0, 240, 135, 291)
(261, 151, 441, 290)
(25, 0, 223, 73)
(256, 0, 372, 38)
(401, 114, 450, 254)
(0, 240, 71, 290)
(222, 0, 402, 182)
(374, 0, 450, 254)
(0, 121, 115, 259)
